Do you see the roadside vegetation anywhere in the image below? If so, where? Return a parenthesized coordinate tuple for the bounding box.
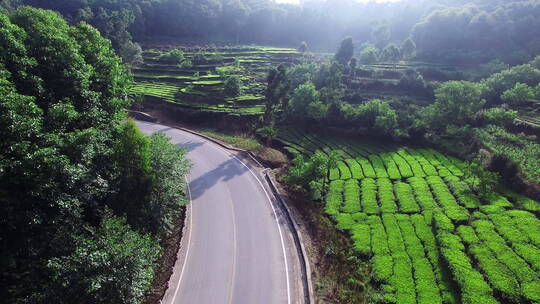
(0, 8, 189, 304)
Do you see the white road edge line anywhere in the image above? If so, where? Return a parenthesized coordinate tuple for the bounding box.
(170, 176, 194, 304)
(213, 145, 292, 304)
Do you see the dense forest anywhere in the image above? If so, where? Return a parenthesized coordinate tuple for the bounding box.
(0, 7, 189, 304)
(2, 0, 540, 65)
(2, 0, 540, 303)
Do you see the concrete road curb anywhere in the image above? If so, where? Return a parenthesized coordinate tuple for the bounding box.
(264, 170, 315, 304)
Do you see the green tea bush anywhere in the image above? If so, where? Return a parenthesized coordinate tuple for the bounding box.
(395, 182, 421, 213)
(408, 149, 438, 176)
(444, 175, 480, 209)
(456, 225, 479, 244)
(408, 177, 438, 210)
(396, 214, 442, 304)
(369, 154, 389, 178)
(373, 255, 394, 282)
(427, 176, 469, 221)
(377, 178, 398, 213)
(345, 159, 364, 179)
(473, 219, 539, 301)
(391, 152, 414, 178)
(358, 158, 377, 178)
(397, 149, 426, 177)
(500, 190, 540, 212)
(469, 244, 521, 301)
(351, 224, 371, 255)
(361, 178, 380, 214)
(329, 167, 340, 181)
(325, 180, 344, 216)
(457, 225, 521, 300)
(368, 216, 391, 256)
(513, 243, 540, 272)
(433, 212, 455, 232)
(381, 153, 401, 180)
(437, 231, 497, 304)
(343, 179, 361, 213)
(336, 213, 355, 230)
(507, 211, 540, 248)
(337, 161, 352, 180)
(484, 192, 512, 207)
(382, 214, 416, 304)
(487, 213, 529, 244)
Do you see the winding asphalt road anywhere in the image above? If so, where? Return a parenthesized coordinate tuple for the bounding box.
(136, 121, 304, 304)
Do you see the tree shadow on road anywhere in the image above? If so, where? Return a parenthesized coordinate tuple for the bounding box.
(189, 158, 248, 200)
(179, 141, 205, 153)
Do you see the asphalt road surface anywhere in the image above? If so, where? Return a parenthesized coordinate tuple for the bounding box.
(136, 121, 304, 304)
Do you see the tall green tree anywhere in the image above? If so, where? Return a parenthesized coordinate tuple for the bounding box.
(262, 64, 290, 127)
(335, 37, 354, 66)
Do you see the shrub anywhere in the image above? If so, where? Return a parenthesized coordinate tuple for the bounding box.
(358, 157, 376, 178)
(397, 149, 426, 177)
(433, 212, 454, 232)
(325, 180, 344, 216)
(368, 154, 389, 178)
(444, 175, 480, 209)
(223, 75, 242, 97)
(396, 215, 442, 304)
(345, 159, 364, 179)
(372, 255, 394, 282)
(427, 176, 469, 221)
(473, 219, 539, 296)
(351, 224, 371, 255)
(337, 160, 352, 180)
(408, 177, 438, 210)
(159, 48, 185, 64)
(343, 179, 361, 213)
(381, 153, 401, 180)
(395, 182, 420, 213)
(377, 178, 398, 213)
(368, 216, 391, 256)
(336, 213, 355, 230)
(437, 230, 497, 304)
(361, 178, 379, 214)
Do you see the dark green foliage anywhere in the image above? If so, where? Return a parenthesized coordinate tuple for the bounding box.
(223, 75, 242, 96)
(419, 81, 485, 132)
(285, 151, 337, 201)
(401, 38, 416, 60)
(47, 216, 161, 304)
(0, 8, 188, 303)
(158, 48, 185, 64)
(335, 37, 354, 66)
(263, 64, 290, 126)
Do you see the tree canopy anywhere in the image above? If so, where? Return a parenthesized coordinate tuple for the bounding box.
(0, 7, 189, 303)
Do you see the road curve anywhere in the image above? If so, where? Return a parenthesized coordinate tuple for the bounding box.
(136, 121, 304, 304)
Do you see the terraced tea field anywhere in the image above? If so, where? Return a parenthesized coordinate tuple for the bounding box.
(276, 129, 540, 304)
(131, 46, 301, 116)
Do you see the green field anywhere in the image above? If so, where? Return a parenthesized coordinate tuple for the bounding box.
(275, 129, 540, 304)
(130, 46, 301, 115)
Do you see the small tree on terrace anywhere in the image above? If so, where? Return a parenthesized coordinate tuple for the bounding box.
(335, 37, 354, 66)
(298, 41, 308, 53)
(401, 38, 416, 60)
(224, 75, 242, 96)
(262, 64, 291, 127)
(285, 151, 339, 201)
(381, 44, 401, 62)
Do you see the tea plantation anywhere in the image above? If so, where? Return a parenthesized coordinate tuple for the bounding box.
(276, 129, 540, 304)
(131, 46, 301, 115)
